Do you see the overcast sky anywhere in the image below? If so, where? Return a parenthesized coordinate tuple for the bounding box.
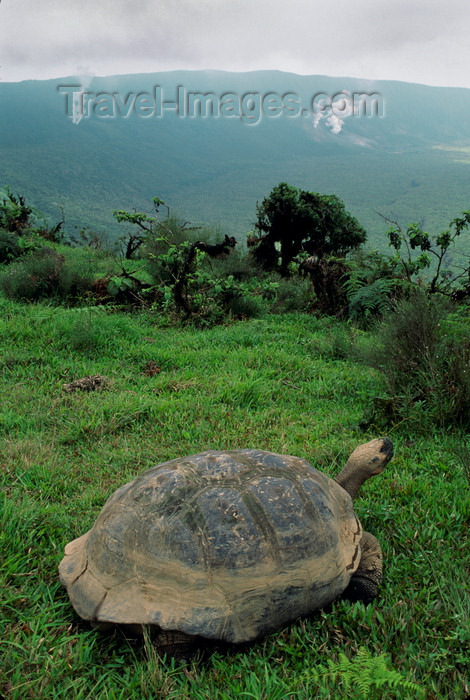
(1, 0, 469, 88)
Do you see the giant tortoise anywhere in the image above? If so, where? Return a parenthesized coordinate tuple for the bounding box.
(59, 437, 393, 655)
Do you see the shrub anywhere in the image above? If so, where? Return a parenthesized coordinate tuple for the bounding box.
(270, 275, 313, 313)
(0, 227, 43, 264)
(209, 246, 265, 283)
(385, 211, 470, 294)
(359, 291, 470, 430)
(67, 226, 112, 251)
(0, 247, 97, 302)
(0, 187, 64, 242)
(55, 248, 99, 300)
(346, 277, 399, 325)
(0, 188, 32, 232)
(142, 218, 202, 289)
(0, 248, 64, 300)
(300, 255, 349, 315)
(226, 293, 264, 319)
(343, 249, 407, 326)
(0, 229, 22, 263)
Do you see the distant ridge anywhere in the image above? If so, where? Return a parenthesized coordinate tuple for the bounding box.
(1, 70, 470, 246)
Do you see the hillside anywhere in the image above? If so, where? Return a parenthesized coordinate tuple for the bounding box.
(0, 298, 468, 697)
(1, 70, 470, 248)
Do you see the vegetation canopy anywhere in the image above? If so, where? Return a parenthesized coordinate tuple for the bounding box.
(248, 182, 367, 274)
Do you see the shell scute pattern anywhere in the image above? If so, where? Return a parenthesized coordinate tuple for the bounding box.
(245, 475, 338, 566)
(59, 449, 363, 643)
(196, 487, 265, 570)
(143, 513, 201, 568)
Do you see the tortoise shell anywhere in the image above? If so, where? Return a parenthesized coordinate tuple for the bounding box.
(59, 449, 362, 643)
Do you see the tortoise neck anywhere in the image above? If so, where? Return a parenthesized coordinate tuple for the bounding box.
(334, 462, 368, 500)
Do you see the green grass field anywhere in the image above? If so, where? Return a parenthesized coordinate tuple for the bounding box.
(1, 299, 468, 698)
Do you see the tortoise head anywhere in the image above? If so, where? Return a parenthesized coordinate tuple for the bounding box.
(335, 437, 394, 500)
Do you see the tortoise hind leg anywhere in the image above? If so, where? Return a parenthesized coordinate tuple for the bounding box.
(153, 629, 200, 663)
(343, 531, 383, 605)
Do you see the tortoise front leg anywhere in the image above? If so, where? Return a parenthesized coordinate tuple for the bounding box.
(343, 531, 382, 604)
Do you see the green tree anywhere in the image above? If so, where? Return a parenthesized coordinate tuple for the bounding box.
(113, 196, 167, 259)
(0, 187, 64, 263)
(383, 211, 470, 295)
(248, 182, 366, 274)
(0, 188, 32, 233)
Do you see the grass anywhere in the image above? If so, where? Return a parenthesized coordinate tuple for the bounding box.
(0, 297, 468, 698)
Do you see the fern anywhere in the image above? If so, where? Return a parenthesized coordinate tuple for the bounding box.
(346, 278, 398, 323)
(296, 647, 424, 699)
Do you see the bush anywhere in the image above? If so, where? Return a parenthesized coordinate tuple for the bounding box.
(140, 219, 214, 291)
(343, 249, 407, 326)
(359, 291, 470, 430)
(270, 275, 313, 313)
(226, 293, 264, 319)
(347, 277, 400, 325)
(0, 229, 22, 263)
(209, 246, 264, 283)
(0, 247, 97, 302)
(55, 247, 99, 299)
(0, 248, 64, 300)
(300, 256, 349, 315)
(0, 187, 64, 243)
